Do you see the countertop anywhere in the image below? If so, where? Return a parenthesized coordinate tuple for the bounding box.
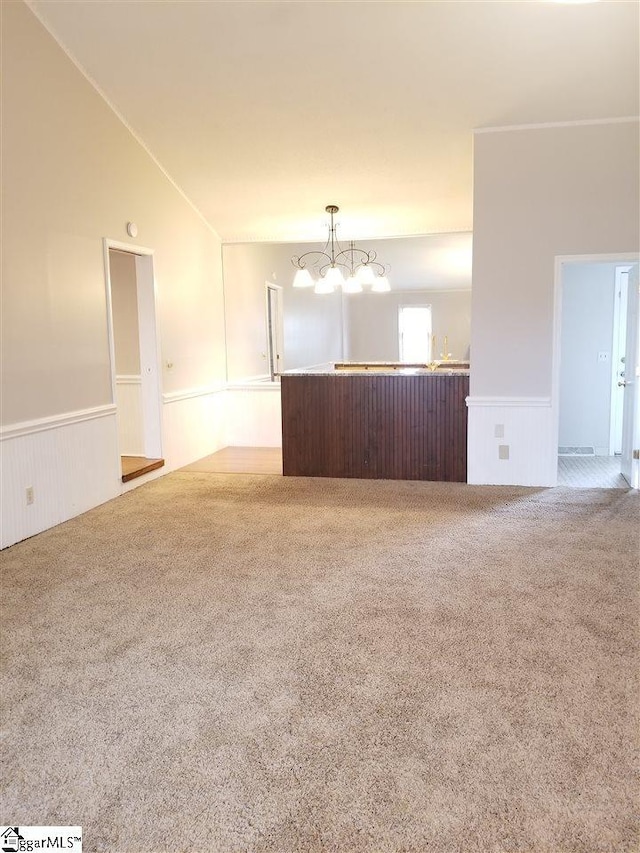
(279, 362, 470, 377)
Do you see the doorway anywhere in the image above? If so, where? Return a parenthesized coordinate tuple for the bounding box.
(554, 256, 639, 489)
(265, 283, 284, 380)
(104, 240, 164, 483)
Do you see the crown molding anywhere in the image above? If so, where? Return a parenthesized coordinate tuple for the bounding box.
(474, 116, 640, 135)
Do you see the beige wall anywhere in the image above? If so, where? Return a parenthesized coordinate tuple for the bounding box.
(471, 120, 639, 398)
(222, 242, 344, 379)
(109, 250, 140, 375)
(1, 1, 226, 425)
(346, 290, 471, 362)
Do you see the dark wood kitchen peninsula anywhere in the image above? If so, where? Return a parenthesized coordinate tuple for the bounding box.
(280, 363, 469, 482)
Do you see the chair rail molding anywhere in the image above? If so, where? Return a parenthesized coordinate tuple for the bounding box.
(116, 374, 142, 385)
(0, 404, 117, 442)
(162, 383, 227, 404)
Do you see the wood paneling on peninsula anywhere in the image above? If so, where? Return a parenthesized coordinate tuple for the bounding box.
(281, 373, 468, 481)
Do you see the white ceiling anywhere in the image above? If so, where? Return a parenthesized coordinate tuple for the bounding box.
(27, 0, 639, 243)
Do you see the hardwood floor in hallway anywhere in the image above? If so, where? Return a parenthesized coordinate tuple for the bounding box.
(179, 446, 283, 475)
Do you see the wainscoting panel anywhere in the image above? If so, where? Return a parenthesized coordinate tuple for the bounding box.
(2, 382, 280, 548)
(162, 385, 227, 470)
(466, 397, 556, 486)
(0, 406, 121, 549)
(115, 375, 144, 456)
(226, 382, 282, 447)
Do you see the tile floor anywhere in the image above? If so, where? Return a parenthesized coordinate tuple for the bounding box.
(557, 455, 628, 489)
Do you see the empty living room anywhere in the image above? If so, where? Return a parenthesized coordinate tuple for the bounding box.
(1, 1, 639, 851)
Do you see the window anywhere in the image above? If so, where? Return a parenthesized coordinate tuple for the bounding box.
(398, 305, 432, 362)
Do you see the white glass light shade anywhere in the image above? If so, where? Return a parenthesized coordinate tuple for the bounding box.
(371, 275, 391, 293)
(343, 274, 363, 294)
(324, 266, 345, 288)
(314, 276, 335, 294)
(356, 264, 376, 286)
(293, 268, 314, 288)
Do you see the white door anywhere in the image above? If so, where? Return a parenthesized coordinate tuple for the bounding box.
(620, 264, 639, 487)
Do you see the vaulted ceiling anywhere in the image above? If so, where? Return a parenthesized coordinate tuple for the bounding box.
(27, 0, 639, 242)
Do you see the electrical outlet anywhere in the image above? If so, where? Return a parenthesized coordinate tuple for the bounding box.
(597, 351, 610, 363)
(498, 445, 510, 460)
(26, 486, 34, 505)
(494, 424, 504, 438)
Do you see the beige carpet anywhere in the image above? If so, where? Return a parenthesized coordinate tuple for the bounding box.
(1, 473, 638, 853)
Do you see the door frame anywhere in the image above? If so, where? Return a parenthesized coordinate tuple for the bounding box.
(609, 266, 632, 454)
(552, 252, 639, 485)
(103, 238, 164, 464)
(265, 282, 284, 380)
(620, 264, 639, 488)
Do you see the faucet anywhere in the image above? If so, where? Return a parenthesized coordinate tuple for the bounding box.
(427, 334, 440, 371)
(439, 335, 452, 362)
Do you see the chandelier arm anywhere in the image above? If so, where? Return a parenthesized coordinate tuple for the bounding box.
(365, 261, 387, 276)
(334, 247, 373, 267)
(291, 250, 333, 270)
(333, 249, 387, 277)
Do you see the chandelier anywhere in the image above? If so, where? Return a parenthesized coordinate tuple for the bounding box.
(291, 205, 391, 294)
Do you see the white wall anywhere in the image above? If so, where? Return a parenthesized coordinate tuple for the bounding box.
(1, 1, 228, 547)
(559, 263, 617, 454)
(469, 119, 639, 485)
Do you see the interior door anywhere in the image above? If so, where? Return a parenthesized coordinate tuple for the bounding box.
(620, 264, 639, 487)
